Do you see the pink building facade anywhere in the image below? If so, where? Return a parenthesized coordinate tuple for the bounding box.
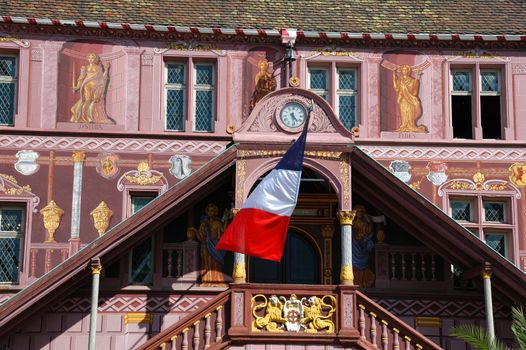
(0, 3, 525, 349)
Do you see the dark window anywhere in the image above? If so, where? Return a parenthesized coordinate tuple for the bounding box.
(452, 95, 473, 139)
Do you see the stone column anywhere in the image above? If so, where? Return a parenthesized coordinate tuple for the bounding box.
(481, 263, 495, 339)
(337, 210, 356, 285)
(88, 258, 102, 350)
(230, 208, 246, 283)
(69, 151, 85, 254)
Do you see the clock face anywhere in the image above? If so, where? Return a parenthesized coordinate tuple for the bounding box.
(279, 102, 307, 129)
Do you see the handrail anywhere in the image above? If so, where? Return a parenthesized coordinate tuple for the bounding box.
(356, 291, 443, 350)
(136, 290, 230, 350)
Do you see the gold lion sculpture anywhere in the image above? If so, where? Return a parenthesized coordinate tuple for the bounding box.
(251, 294, 287, 332)
(301, 295, 337, 333)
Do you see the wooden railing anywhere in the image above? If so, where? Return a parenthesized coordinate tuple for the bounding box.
(356, 291, 442, 350)
(161, 240, 199, 287)
(136, 291, 230, 350)
(375, 244, 450, 290)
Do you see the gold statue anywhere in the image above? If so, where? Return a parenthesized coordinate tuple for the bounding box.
(301, 295, 337, 333)
(250, 59, 276, 110)
(252, 294, 287, 332)
(392, 64, 427, 133)
(196, 203, 227, 286)
(71, 52, 114, 124)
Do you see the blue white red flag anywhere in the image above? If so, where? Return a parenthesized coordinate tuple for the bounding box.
(216, 112, 310, 262)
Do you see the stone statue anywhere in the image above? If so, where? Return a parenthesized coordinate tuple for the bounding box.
(392, 64, 427, 133)
(71, 52, 114, 124)
(250, 59, 276, 110)
(195, 203, 227, 286)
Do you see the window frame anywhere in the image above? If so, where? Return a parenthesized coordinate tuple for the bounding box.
(0, 205, 25, 284)
(445, 192, 517, 262)
(0, 53, 18, 126)
(164, 61, 187, 132)
(307, 63, 360, 130)
(163, 58, 217, 133)
(449, 64, 506, 140)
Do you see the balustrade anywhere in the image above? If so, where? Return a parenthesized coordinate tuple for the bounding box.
(161, 240, 199, 287)
(375, 244, 450, 290)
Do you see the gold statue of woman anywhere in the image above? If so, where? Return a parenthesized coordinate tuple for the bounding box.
(392, 65, 427, 133)
(70, 52, 114, 124)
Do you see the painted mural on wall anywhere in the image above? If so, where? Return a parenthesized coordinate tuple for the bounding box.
(244, 47, 283, 119)
(57, 41, 124, 126)
(381, 51, 431, 133)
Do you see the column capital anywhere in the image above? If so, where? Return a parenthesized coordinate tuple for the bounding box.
(91, 258, 102, 275)
(337, 210, 356, 226)
(72, 151, 86, 163)
(231, 208, 241, 217)
(481, 262, 493, 279)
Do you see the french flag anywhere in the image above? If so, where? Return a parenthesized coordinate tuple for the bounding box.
(216, 118, 309, 262)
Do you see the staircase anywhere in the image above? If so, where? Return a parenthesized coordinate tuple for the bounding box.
(137, 285, 442, 350)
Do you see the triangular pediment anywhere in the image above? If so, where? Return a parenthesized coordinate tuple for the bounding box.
(234, 88, 355, 144)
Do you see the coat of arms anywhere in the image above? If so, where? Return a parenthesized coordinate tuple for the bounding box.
(15, 150, 40, 175)
(170, 155, 192, 179)
(389, 160, 412, 183)
(426, 161, 448, 186)
(96, 154, 119, 179)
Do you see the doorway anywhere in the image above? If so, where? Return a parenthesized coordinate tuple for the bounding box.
(250, 230, 320, 284)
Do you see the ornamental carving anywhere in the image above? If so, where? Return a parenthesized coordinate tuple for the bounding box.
(96, 153, 119, 179)
(90, 201, 114, 236)
(154, 41, 226, 56)
(251, 294, 337, 333)
(238, 150, 342, 160)
(40, 200, 64, 243)
(117, 162, 168, 193)
(0, 34, 30, 48)
(0, 174, 40, 212)
(438, 171, 522, 199)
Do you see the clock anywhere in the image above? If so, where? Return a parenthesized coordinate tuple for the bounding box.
(279, 102, 307, 129)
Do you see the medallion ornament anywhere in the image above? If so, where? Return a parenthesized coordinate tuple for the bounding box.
(96, 154, 119, 179)
(40, 200, 64, 243)
(509, 162, 526, 188)
(90, 201, 114, 236)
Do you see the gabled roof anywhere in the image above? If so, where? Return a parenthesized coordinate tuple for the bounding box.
(0, 1, 525, 38)
(350, 147, 526, 303)
(0, 146, 237, 337)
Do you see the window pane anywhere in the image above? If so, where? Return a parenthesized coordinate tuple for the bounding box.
(309, 69, 327, 90)
(481, 95, 502, 139)
(132, 196, 155, 214)
(0, 82, 15, 125)
(452, 95, 473, 139)
(452, 71, 471, 92)
(130, 238, 153, 284)
(166, 89, 185, 130)
(0, 238, 20, 282)
(485, 234, 505, 256)
(339, 95, 356, 129)
(481, 71, 499, 92)
(484, 202, 505, 222)
(195, 90, 213, 131)
(195, 65, 214, 85)
(167, 63, 185, 84)
(0, 57, 16, 77)
(451, 201, 471, 221)
(338, 70, 356, 90)
(0, 209, 23, 232)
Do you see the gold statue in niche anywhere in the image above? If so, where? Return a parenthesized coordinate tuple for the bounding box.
(250, 59, 277, 110)
(70, 52, 114, 124)
(187, 203, 227, 286)
(392, 64, 427, 133)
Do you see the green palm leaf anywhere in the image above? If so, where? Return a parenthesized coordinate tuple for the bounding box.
(450, 325, 508, 350)
(511, 307, 526, 350)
